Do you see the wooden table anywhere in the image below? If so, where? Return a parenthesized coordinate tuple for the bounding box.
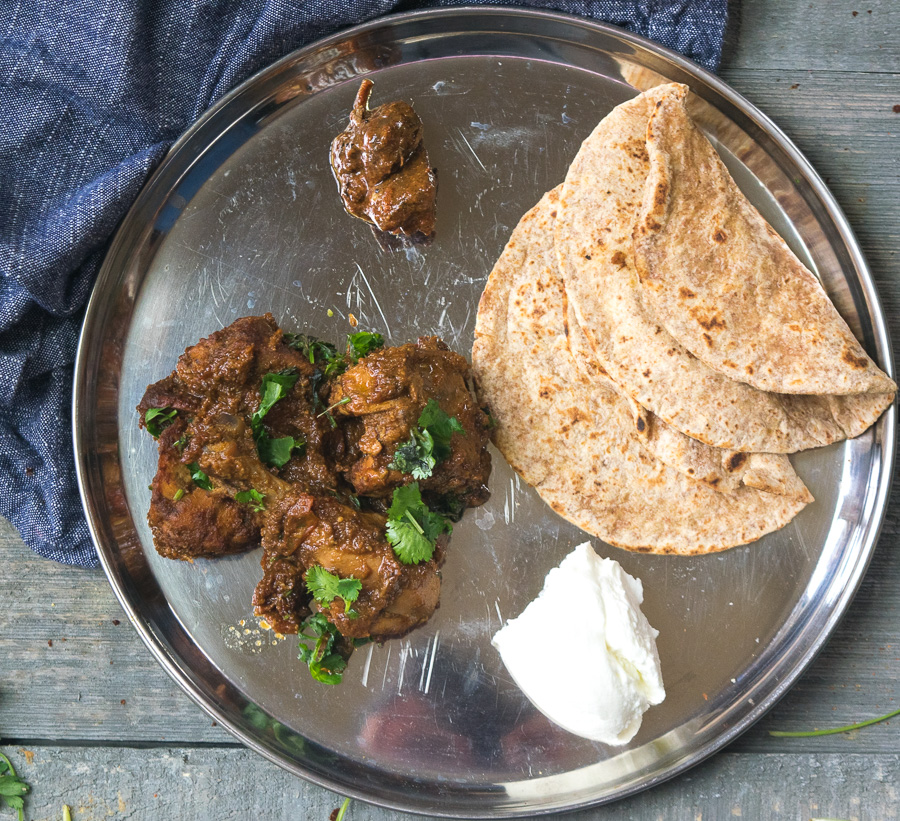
(2, 1, 899, 818)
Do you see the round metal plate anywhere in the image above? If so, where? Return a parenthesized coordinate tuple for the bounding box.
(73, 8, 895, 818)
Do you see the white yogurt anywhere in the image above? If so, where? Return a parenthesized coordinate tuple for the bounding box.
(492, 542, 665, 745)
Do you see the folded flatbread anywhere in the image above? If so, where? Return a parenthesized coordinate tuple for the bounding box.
(556, 84, 893, 453)
(634, 88, 896, 397)
(473, 189, 810, 554)
(565, 296, 810, 499)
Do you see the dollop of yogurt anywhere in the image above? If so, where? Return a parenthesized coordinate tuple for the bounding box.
(492, 542, 665, 745)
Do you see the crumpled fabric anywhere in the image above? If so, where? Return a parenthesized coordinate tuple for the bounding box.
(0, 0, 729, 567)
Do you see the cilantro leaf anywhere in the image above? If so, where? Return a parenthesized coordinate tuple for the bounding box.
(257, 435, 303, 468)
(389, 400, 465, 479)
(284, 333, 339, 364)
(387, 483, 426, 520)
(235, 488, 266, 512)
(297, 613, 350, 685)
(347, 331, 384, 361)
(286, 333, 348, 383)
(385, 483, 451, 564)
(144, 407, 177, 438)
(188, 462, 213, 490)
(386, 518, 434, 565)
(390, 429, 436, 480)
(0, 750, 30, 821)
(418, 399, 465, 460)
(305, 566, 362, 613)
(250, 370, 304, 468)
(251, 370, 299, 434)
(312, 652, 347, 684)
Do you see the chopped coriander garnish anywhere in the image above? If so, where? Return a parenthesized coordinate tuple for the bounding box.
(0, 749, 30, 821)
(235, 488, 266, 512)
(418, 399, 465, 444)
(391, 430, 436, 480)
(257, 435, 302, 468)
(251, 370, 304, 468)
(390, 399, 465, 480)
(252, 370, 299, 430)
(385, 483, 451, 565)
(347, 331, 384, 361)
(188, 462, 213, 490)
(285, 333, 347, 383)
(297, 613, 348, 685)
(173, 488, 185, 502)
(306, 566, 362, 614)
(144, 407, 177, 438)
(284, 334, 339, 367)
(173, 434, 188, 452)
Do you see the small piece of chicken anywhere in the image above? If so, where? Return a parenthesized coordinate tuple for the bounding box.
(253, 492, 444, 640)
(328, 337, 492, 510)
(330, 79, 437, 237)
(137, 314, 337, 561)
(145, 418, 263, 560)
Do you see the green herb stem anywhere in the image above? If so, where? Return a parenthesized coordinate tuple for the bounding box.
(316, 397, 351, 418)
(335, 797, 351, 821)
(769, 706, 900, 737)
(404, 509, 424, 535)
(0, 751, 17, 779)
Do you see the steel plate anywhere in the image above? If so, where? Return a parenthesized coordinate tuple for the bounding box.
(73, 8, 895, 817)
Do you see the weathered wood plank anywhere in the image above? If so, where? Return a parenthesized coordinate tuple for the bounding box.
(723, 0, 900, 73)
(0, 518, 230, 744)
(4, 747, 899, 821)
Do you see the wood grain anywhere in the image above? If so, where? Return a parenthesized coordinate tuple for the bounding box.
(0, 518, 229, 744)
(5, 747, 900, 820)
(722, 0, 900, 73)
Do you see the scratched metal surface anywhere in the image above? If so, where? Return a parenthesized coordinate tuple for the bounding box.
(73, 9, 895, 818)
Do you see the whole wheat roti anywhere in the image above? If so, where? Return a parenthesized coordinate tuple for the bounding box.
(565, 298, 810, 499)
(556, 84, 893, 453)
(472, 189, 809, 554)
(634, 90, 896, 397)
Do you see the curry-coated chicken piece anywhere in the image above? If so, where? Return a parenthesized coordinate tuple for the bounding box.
(137, 314, 338, 561)
(253, 492, 445, 639)
(144, 417, 263, 560)
(329, 79, 437, 237)
(328, 337, 492, 509)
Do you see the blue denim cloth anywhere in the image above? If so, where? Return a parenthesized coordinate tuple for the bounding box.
(0, 1, 728, 567)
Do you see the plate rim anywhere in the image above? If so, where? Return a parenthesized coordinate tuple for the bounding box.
(73, 6, 897, 817)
